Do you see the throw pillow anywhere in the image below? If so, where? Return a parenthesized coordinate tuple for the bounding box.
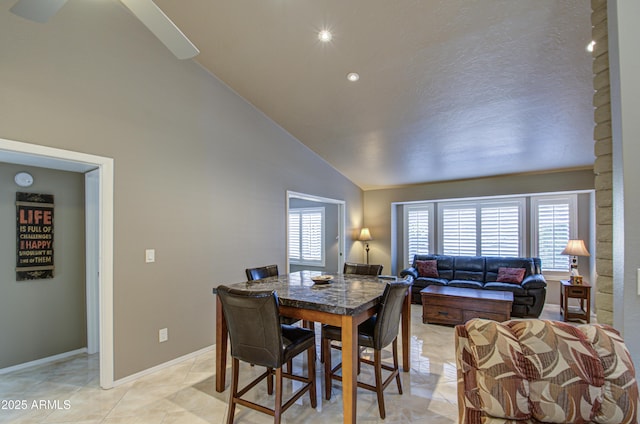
(416, 260, 439, 278)
(496, 267, 526, 284)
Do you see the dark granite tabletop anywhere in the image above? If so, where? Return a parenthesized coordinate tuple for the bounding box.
(213, 270, 399, 316)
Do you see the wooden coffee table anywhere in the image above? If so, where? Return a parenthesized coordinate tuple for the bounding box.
(421, 285, 513, 325)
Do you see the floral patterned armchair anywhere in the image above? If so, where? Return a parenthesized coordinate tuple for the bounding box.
(455, 318, 638, 423)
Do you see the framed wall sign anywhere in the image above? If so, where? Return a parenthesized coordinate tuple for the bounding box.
(16, 192, 54, 280)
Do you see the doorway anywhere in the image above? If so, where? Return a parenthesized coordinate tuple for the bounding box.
(0, 138, 114, 389)
(286, 191, 345, 274)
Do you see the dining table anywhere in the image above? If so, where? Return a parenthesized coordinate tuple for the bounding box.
(212, 270, 411, 424)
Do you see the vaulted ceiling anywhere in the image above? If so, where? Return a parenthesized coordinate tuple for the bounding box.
(155, 0, 594, 190)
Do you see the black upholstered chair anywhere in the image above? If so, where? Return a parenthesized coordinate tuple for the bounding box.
(322, 280, 410, 419)
(245, 264, 299, 326)
(343, 262, 384, 276)
(217, 285, 317, 424)
(245, 264, 279, 281)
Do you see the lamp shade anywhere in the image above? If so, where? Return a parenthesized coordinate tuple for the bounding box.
(358, 227, 373, 241)
(561, 239, 590, 257)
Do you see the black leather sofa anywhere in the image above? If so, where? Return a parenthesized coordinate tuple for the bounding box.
(400, 255, 547, 318)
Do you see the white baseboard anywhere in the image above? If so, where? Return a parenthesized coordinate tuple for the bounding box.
(112, 345, 215, 387)
(0, 348, 88, 375)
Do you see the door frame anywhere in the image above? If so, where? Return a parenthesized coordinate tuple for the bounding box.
(0, 138, 114, 389)
(286, 190, 345, 273)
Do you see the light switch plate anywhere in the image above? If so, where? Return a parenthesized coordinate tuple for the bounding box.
(145, 249, 155, 263)
(159, 328, 168, 343)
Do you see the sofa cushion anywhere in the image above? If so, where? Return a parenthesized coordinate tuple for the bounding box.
(486, 257, 536, 282)
(448, 280, 484, 290)
(414, 277, 448, 288)
(497, 267, 526, 284)
(412, 254, 454, 280)
(484, 282, 527, 296)
(453, 256, 485, 282)
(416, 259, 439, 278)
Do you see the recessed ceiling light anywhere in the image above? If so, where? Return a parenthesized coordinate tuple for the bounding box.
(586, 40, 596, 52)
(347, 72, 360, 82)
(318, 30, 332, 42)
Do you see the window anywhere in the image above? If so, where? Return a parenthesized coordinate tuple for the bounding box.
(480, 203, 521, 256)
(532, 195, 576, 272)
(404, 204, 434, 266)
(289, 207, 325, 266)
(438, 199, 524, 257)
(441, 204, 477, 255)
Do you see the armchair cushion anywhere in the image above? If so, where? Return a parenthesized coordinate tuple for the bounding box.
(456, 318, 638, 424)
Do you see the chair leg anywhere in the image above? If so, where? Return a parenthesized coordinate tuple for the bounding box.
(323, 337, 332, 400)
(274, 367, 283, 424)
(267, 367, 274, 395)
(393, 338, 402, 394)
(307, 344, 317, 408)
(226, 358, 239, 424)
(374, 349, 386, 419)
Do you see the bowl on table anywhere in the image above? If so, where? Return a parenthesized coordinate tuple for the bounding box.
(311, 275, 333, 285)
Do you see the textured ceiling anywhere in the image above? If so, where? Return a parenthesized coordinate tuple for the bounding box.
(157, 0, 594, 190)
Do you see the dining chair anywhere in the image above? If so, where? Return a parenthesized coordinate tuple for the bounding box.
(321, 280, 410, 419)
(217, 285, 317, 424)
(245, 264, 300, 326)
(343, 262, 384, 276)
(245, 264, 279, 280)
(318, 262, 385, 364)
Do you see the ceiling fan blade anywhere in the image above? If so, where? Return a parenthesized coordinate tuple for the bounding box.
(10, 0, 68, 23)
(119, 0, 199, 60)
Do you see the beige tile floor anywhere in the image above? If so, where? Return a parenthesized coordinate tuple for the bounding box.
(0, 304, 564, 424)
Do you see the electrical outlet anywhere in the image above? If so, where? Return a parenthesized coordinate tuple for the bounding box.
(145, 249, 155, 263)
(159, 328, 168, 343)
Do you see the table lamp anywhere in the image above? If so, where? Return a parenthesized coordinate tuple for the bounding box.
(561, 239, 590, 284)
(358, 227, 373, 264)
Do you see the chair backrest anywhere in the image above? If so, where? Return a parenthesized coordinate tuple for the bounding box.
(217, 285, 284, 368)
(343, 262, 383, 276)
(373, 280, 410, 349)
(245, 264, 279, 281)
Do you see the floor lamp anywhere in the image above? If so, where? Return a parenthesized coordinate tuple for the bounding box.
(358, 227, 373, 264)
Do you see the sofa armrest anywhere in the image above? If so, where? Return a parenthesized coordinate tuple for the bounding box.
(400, 267, 418, 280)
(521, 274, 546, 289)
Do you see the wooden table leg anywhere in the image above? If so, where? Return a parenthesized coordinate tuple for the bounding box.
(341, 315, 358, 424)
(215, 295, 228, 392)
(401, 290, 411, 372)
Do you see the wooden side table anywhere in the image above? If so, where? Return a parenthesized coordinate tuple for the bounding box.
(560, 280, 591, 323)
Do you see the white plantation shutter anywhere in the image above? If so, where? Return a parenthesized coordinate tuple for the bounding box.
(438, 199, 524, 257)
(289, 208, 324, 265)
(405, 205, 433, 266)
(534, 197, 573, 271)
(442, 206, 477, 255)
(480, 204, 520, 256)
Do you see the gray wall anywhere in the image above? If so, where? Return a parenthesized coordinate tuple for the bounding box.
(610, 0, 640, 365)
(0, 1, 363, 379)
(0, 163, 86, 369)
